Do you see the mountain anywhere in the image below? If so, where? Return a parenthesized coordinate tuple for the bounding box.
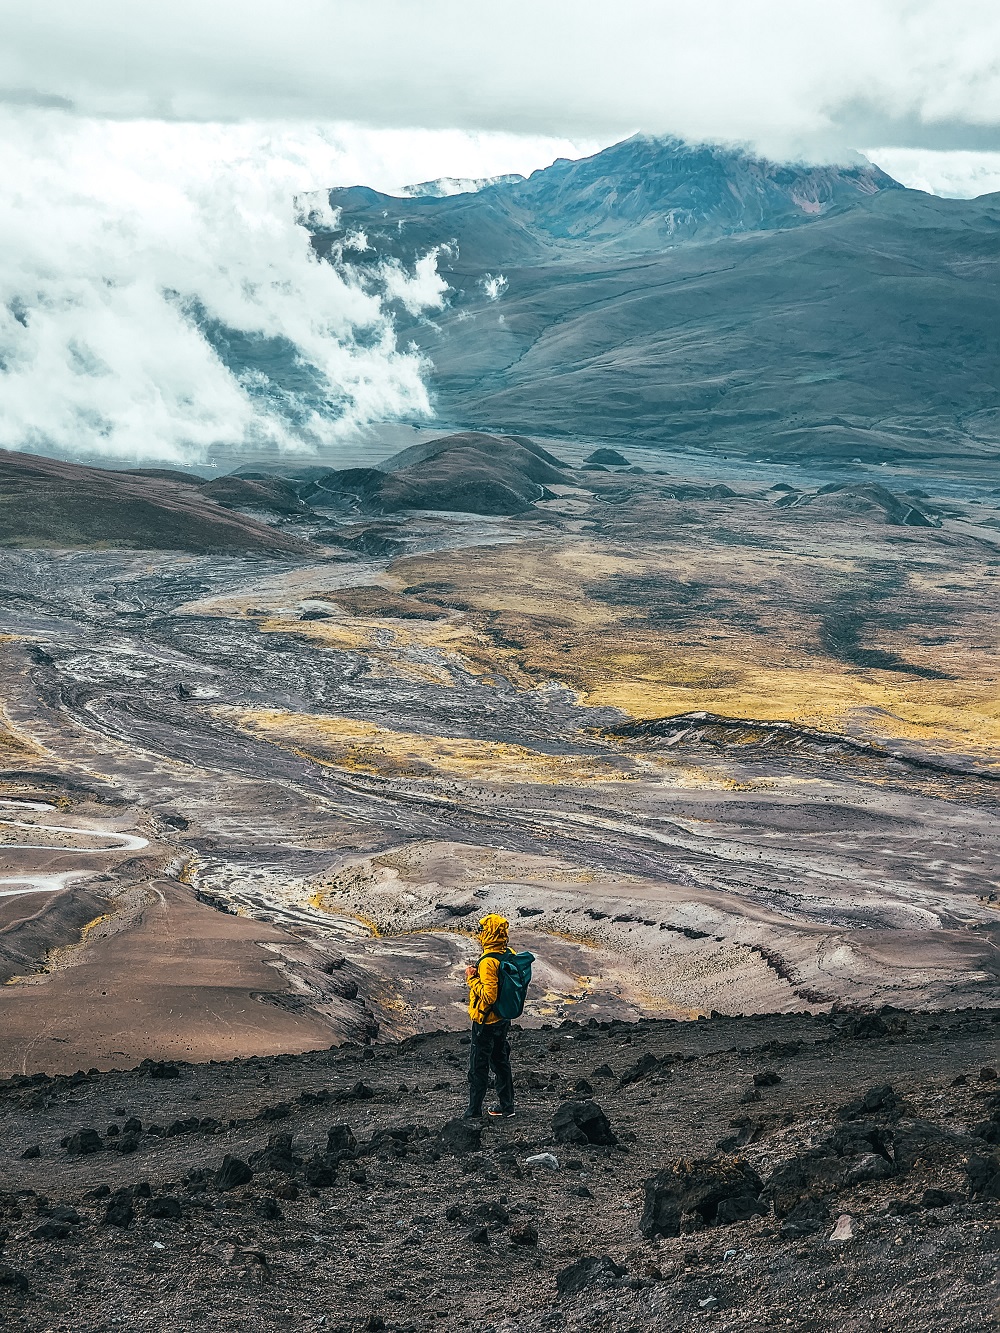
(310, 138, 1000, 468)
(0, 450, 309, 553)
(314, 135, 902, 270)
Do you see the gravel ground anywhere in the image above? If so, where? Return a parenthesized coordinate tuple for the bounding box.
(1, 1007, 998, 1333)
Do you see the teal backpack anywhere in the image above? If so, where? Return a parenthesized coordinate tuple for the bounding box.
(481, 949, 535, 1020)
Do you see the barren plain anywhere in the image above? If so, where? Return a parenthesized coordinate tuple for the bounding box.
(0, 438, 998, 1077)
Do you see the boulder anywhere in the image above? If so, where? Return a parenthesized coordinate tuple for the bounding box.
(551, 1101, 618, 1147)
(556, 1256, 626, 1298)
(843, 1152, 895, 1185)
(510, 1221, 538, 1246)
(753, 1070, 781, 1087)
(102, 1199, 133, 1226)
(438, 1118, 481, 1154)
(764, 1152, 843, 1216)
(215, 1155, 254, 1192)
(837, 1084, 904, 1121)
(618, 1053, 660, 1087)
(146, 1196, 182, 1220)
(303, 1155, 336, 1188)
(326, 1124, 358, 1155)
(0, 1266, 28, 1295)
(779, 1196, 830, 1237)
(641, 1157, 764, 1237)
(66, 1129, 103, 1157)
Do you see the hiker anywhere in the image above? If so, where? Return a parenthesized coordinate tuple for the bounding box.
(463, 913, 533, 1120)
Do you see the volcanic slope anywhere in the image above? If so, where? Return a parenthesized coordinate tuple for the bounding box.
(313, 138, 1000, 468)
(0, 451, 308, 553)
(0, 1009, 999, 1332)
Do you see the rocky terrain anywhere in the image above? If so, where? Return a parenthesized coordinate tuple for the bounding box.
(0, 433, 998, 1076)
(0, 1008, 998, 1331)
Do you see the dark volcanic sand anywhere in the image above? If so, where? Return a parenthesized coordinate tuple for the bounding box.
(0, 1009, 998, 1332)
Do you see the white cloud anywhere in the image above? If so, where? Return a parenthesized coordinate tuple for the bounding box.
(0, 115, 588, 464)
(866, 148, 1000, 198)
(1, 1, 998, 154)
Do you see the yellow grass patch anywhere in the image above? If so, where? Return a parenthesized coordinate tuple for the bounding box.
(229, 708, 634, 785)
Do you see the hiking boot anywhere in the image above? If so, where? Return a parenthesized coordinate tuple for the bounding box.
(487, 1106, 516, 1119)
(462, 1109, 483, 1120)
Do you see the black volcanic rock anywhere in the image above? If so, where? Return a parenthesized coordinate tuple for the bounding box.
(641, 1157, 765, 1237)
(552, 1101, 619, 1146)
(65, 1129, 103, 1156)
(215, 1155, 254, 1191)
(556, 1255, 626, 1298)
(438, 1118, 481, 1154)
(102, 1192, 134, 1228)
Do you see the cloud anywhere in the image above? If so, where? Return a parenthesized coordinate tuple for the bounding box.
(0, 115, 590, 464)
(1, 1, 998, 154)
(866, 148, 1000, 198)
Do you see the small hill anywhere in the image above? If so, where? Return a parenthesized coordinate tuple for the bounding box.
(197, 475, 312, 518)
(774, 482, 939, 526)
(315, 433, 570, 517)
(0, 450, 308, 553)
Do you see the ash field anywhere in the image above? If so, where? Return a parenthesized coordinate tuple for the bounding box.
(1, 429, 999, 1077)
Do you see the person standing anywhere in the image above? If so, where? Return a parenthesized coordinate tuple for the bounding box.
(464, 913, 517, 1120)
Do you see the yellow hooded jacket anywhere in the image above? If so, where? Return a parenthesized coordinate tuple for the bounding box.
(467, 914, 511, 1025)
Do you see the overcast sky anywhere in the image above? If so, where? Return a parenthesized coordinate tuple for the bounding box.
(1, 1, 997, 466)
(2, 0, 999, 157)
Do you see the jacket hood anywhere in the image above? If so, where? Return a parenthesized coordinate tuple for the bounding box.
(478, 913, 509, 953)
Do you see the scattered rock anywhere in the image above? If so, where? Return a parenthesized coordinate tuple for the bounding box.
(525, 1153, 560, 1170)
(837, 1084, 904, 1121)
(215, 1156, 254, 1192)
(753, 1070, 781, 1087)
(618, 1053, 660, 1087)
(65, 1129, 103, 1156)
(551, 1100, 618, 1147)
(0, 1266, 28, 1295)
(829, 1214, 854, 1242)
(32, 1221, 72, 1241)
(145, 1061, 180, 1080)
(339, 1081, 375, 1102)
(509, 1221, 538, 1246)
(556, 1255, 627, 1298)
(640, 1157, 764, 1238)
(19, 1146, 39, 1160)
(779, 1196, 830, 1237)
(843, 1152, 895, 1185)
(103, 1193, 134, 1228)
(438, 1118, 481, 1154)
(146, 1196, 182, 1220)
(980, 1068, 998, 1082)
(921, 1188, 961, 1209)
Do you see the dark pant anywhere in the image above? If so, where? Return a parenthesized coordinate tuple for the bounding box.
(467, 1020, 515, 1114)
